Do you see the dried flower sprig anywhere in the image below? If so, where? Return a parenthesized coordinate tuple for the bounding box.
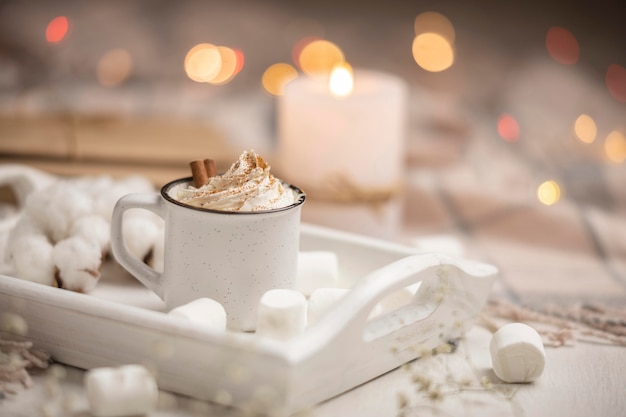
(0, 337, 50, 395)
(480, 298, 626, 347)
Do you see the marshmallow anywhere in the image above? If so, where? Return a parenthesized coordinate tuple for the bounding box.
(307, 288, 350, 326)
(85, 364, 158, 417)
(490, 323, 546, 383)
(168, 298, 227, 331)
(296, 251, 339, 296)
(256, 289, 307, 340)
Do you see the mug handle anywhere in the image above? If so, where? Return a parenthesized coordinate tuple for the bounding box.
(110, 193, 166, 299)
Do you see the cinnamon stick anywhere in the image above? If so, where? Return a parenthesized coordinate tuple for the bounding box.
(203, 158, 217, 178)
(189, 160, 208, 188)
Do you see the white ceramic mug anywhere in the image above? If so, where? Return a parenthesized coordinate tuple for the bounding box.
(110, 177, 306, 331)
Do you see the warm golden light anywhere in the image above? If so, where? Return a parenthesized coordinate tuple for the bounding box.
(184, 43, 222, 83)
(209, 46, 239, 85)
(329, 62, 353, 97)
(546, 26, 579, 65)
(262, 63, 298, 96)
(497, 114, 520, 142)
(232, 48, 245, 76)
(46, 16, 69, 43)
(412, 32, 454, 72)
(414, 11, 455, 44)
(291, 36, 322, 70)
(605, 64, 626, 103)
(605, 130, 626, 163)
(298, 39, 345, 76)
(537, 180, 561, 206)
(574, 114, 597, 144)
(97, 48, 132, 87)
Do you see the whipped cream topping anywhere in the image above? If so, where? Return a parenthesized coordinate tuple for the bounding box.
(176, 150, 298, 211)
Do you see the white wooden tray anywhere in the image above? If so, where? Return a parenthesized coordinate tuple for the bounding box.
(0, 223, 497, 415)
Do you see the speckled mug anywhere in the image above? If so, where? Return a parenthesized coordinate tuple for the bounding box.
(110, 177, 306, 331)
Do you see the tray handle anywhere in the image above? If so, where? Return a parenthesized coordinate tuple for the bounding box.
(290, 253, 497, 359)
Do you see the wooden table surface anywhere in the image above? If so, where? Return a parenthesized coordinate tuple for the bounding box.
(0, 157, 626, 417)
(1, 320, 624, 417)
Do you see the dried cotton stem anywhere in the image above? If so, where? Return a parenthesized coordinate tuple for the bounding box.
(481, 298, 626, 347)
(0, 336, 50, 394)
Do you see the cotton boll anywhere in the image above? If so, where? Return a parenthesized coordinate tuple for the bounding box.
(123, 216, 160, 262)
(93, 176, 156, 220)
(4, 216, 44, 263)
(71, 215, 111, 254)
(73, 176, 114, 197)
(53, 236, 103, 292)
(9, 234, 55, 286)
(24, 181, 94, 242)
(118, 176, 155, 194)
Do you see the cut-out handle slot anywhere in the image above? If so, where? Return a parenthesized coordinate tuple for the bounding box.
(289, 254, 497, 362)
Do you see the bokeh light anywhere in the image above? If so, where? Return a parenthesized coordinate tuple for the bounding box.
(605, 64, 626, 103)
(298, 39, 345, 76)
(184, 43, 222, 83)
(262, 63, 298, 96)
(414, 11, 455, 44)
(209, 46, 241, 85)
(412, 32, 454, 72)
(232, 49, 245, 76)
(537, 180, 561, 206)
(329, 62, 353, 97)
(545, 26, 579, 65)
(574, 114, 597, 144)
(46, 16, 69, 44)
(497, 114, 521, 142)
(604, 130, 626, 163)
(292, 36, 322, 70)
(97, 48, 132, 87)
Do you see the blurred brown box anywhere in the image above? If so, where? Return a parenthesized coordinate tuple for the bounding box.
(0, 113, 238, 186)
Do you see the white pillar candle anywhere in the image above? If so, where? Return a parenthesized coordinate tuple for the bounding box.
(278, 70, 408, 198)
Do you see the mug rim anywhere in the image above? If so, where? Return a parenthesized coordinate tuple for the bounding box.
(161, 176, 306, 214)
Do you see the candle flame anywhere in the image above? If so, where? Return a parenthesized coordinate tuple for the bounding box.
(329, 63, 353, 97)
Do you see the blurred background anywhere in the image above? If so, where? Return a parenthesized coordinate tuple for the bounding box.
(1, 0, 625, 306)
